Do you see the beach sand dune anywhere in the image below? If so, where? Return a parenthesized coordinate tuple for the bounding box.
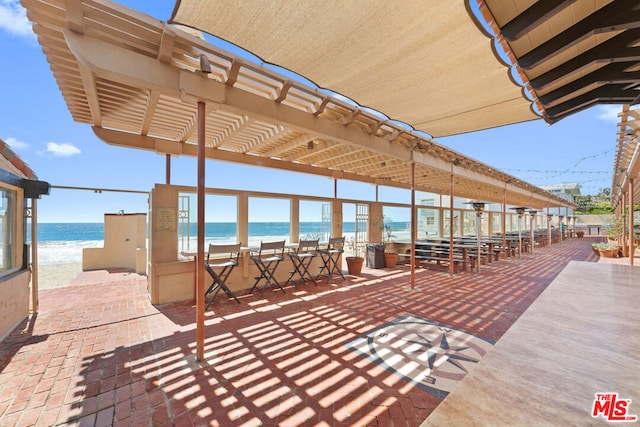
(37, 263, 147, 290)
(37, 263, 82, 290)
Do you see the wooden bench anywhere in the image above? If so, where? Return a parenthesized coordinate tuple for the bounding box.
(398, 249, 469, 273)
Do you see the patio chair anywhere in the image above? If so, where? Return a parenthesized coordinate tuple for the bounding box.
(318, 236, 345, 281)
(249, 240, 286, 296)
(285, 239, 319, 287)
(204, 243, 242, 309)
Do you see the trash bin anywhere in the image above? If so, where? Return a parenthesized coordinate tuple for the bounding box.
(366, 243, 385, 268)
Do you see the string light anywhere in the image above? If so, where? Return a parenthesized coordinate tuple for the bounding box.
(498, 148, 615, 195)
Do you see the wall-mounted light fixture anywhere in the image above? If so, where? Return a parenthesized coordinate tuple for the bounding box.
(199, 54, 212, 74)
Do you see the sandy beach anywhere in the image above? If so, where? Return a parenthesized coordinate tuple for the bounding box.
(37, 262, 83, 290)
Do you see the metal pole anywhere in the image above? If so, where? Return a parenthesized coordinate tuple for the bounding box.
(410, 162, 416, 289)
(476, 211, 481, 273)
(196, 101, 206, 361)
(529, 213, 534, 255)
(166, 154, 171, 185)
(518, 214, 522, 258)
(559, 215, 564, 243)
(31, 199, 38, 313)
(449, 170, 454, 276)
(502, 187, 507, 259)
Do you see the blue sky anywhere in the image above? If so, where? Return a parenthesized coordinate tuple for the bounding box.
(0, 0, 620, 223)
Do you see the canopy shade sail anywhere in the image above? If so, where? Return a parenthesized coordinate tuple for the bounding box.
(170, 0, 640, 134)
(21, 0, 573, 209)
(169, 0, 540, 138)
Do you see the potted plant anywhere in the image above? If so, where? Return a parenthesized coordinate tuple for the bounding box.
(606, 215, 630, 256)
(607, 215, 625, 242)
(345, 236, 364, 275)
(576, 230, 584, 238)
(592, 242, 620, 258)
(381, 216, 398, 268)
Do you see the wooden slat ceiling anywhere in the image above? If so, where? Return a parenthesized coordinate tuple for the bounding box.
(21, 0, 574, 209)
(483, 0, 640, 123)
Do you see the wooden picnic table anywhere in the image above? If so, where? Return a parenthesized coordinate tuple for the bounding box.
(395, 239, 481, 272)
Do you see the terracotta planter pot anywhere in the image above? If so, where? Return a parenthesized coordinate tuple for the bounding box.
(384, 252, 398, 268)
(597, 248, 619, 258)
(346, 256, 364, 276)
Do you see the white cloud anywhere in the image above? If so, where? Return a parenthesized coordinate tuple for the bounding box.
(595, 105, 623, 123)
(4, 136, 29, 150)
(0, 0, 33, 38)
(46, 142, 81, 157)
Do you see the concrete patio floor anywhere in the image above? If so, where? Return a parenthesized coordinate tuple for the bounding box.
(0, 237, 632, 426)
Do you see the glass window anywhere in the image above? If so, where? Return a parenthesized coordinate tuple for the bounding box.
(299, 200, 331, 243)
(463, 210, 476, 235)
(249, 197, 290, 246)
(0, 187, 16, 273)
(206, 195, 238, 246)
(177, 192, 239, 254)
(382, 206, 410, 242)
(418, 207, 439, 238)
(443, 209, 461, 237)
(491, 212, 502, 234)
(417, 192, 440, 207)
(480, 212, 490, 236)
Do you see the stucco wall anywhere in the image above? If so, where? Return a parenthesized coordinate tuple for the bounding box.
(148, 183, 346, 305)
(152, 255, 329, 305)
(83, 213, 147, 273)
(0, 270, 30, 343)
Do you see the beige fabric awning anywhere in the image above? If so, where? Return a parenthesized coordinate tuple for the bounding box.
(169, 0, 540, 138)
(170, 0, 640, 135)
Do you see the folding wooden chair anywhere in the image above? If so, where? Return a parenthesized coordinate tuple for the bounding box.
(317, 236, 345, 280)
(249, 240, 286, 296)
(204, 243, 242, 309)
(286, 239, 319, 287)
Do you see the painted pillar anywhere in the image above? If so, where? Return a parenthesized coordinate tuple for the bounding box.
(196, 101, 206, 361)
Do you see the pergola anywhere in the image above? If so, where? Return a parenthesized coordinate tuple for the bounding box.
(24, 0, 638, 360)
(612, 105, 640, 266)
(22, 0, 571, 207)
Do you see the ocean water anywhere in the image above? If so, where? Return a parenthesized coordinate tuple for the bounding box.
(29, 221, 410, 265)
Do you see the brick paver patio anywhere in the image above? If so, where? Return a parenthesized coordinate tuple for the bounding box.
(0, 237, 608, 426)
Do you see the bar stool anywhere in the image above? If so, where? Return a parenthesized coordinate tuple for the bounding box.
(249, 240, 286, 296)
(204, 243, 242, 309)
(318, 236, 345, 281)
(286, 239, 319, 287)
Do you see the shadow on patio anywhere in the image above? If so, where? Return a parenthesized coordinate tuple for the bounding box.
(0, 237, 601, 426)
